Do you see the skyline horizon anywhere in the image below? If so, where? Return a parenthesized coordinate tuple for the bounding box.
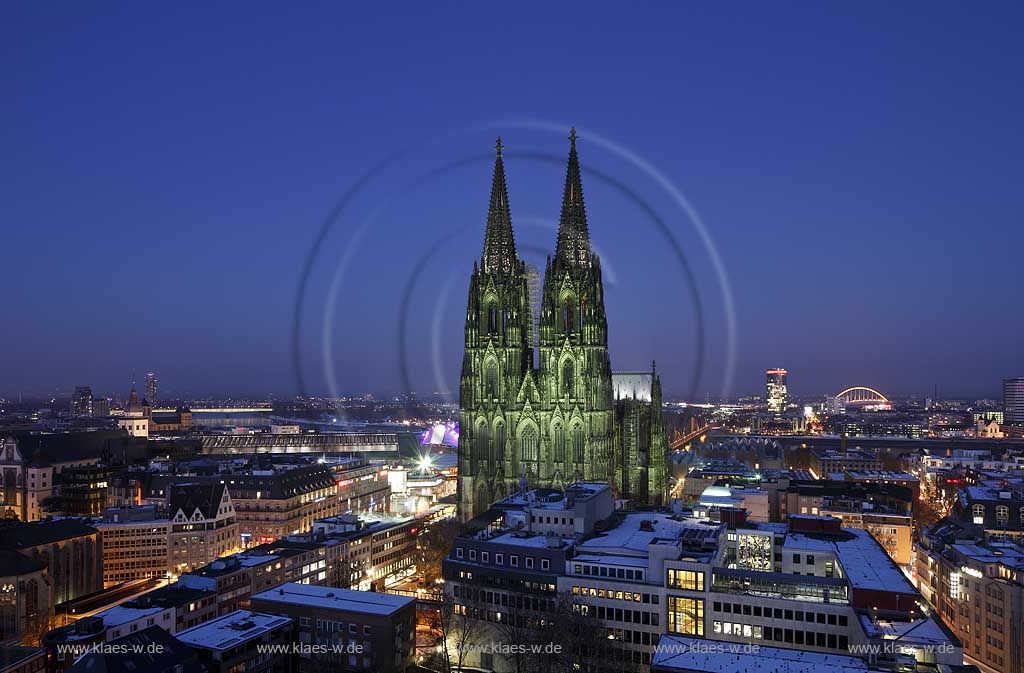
(5, 4, 1022, 402)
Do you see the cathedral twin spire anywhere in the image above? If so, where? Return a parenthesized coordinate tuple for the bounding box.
(481, 137, 517, 275)
(480, 130, 593, 274)
(554, 128, 592, 269)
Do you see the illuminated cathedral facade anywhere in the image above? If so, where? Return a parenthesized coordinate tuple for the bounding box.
(457, 131, 668, 520)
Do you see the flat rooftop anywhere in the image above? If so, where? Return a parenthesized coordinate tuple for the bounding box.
(784, 528, 916, 594)
(653, 635, 876, 673)
(252, 582, 414, 616)
(175, 610, 292, 651)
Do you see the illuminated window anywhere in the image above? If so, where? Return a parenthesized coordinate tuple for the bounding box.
(667, 569, 704, 591)
(668, 596, 704, 636)
(972, 504, 985, 524)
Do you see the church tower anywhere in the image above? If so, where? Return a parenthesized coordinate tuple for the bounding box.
(457, 139, 534, 519)
(536, 129, 615, 485)
(457, 131, 656, 521)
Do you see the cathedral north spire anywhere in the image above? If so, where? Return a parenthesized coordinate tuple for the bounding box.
(481, 136, 517, 274)
(554, 127, 592, 268)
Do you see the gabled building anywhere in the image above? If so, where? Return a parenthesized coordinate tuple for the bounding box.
(167, 482, 240, 574)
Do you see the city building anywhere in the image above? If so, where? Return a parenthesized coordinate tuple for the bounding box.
(1004, 377, 1024, 426)
(810, 448, 884, 477)
(0, 519, 103, 606)
(174, 610, 294, 673)
(145, 372, 158, 406)
(310, 514, 418, 591)
(952, 477, 1024, 540)
(916, 518, 1024, 673)
(0, 551, 51, 642)
(767, 368, 788, 413)
(66, 626, 204, 673)
(457, 134, 671, 519)
(197, 432, 400, 455)
(167, 482, 240, 574)
(445, 482, 958, 672)
(57, 464, 115, 516)
(779, 479, 914, 566)
(0, 647, 45, 673)
(177, 538, 336, 615)
(94, 505, 171, 586)
(330, 458, 390, 514)
(224, 462, 338, 545)
(70, 387, 93, 417)
(149, 407, 193, 433)
(0, 433, 116, 522)
(251, 583, 416, 673)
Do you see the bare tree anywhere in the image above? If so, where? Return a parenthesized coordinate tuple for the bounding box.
(438, 598, 489, 673)
(417, 517, 461, 587)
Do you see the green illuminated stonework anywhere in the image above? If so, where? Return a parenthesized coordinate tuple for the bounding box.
(457, 133, 669, 519)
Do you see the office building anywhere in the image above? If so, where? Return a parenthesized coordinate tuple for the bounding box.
(251, 583, 417, 673)
(94, 505, 171, 586)
(1005, 377, 1024, 425)
(444, 483, 959, 672)
(145, 372, 158, 406)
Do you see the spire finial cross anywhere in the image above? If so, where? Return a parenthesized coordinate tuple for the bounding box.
(569, 127, 577, 146)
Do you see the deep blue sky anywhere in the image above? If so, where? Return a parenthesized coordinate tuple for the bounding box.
(3, 3, 1022, 401)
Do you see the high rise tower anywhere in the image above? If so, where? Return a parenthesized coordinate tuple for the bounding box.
(145, 372, 158, 405)
(766, 368, 788, 413)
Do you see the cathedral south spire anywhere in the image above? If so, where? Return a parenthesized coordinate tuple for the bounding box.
(481, 136, 517, 274)
(554, 127, 592, 268)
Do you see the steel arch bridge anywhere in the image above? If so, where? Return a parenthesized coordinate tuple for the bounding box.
(834, 386, 891, 407)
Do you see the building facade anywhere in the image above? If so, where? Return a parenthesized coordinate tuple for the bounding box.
(457, 133, 669, 520)
(766, 369, 787, 413)
(1004, 377, 1024, 426)
(251, 583, 416, 673)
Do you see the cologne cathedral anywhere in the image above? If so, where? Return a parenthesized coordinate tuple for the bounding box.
(457, 131, 669, 520)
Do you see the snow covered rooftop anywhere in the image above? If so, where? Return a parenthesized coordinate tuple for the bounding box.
(251, 582, 414, 616)
(175, 610, 292, 651)
(653, 635, 878, 673)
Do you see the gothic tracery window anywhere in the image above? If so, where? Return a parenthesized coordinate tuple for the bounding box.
(485, 362, 498, 399)
(520, 427, 538, 463)
(553, 425, 566, 462)
(571, 426, 585, 463)
(562, 360, 574, 397)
